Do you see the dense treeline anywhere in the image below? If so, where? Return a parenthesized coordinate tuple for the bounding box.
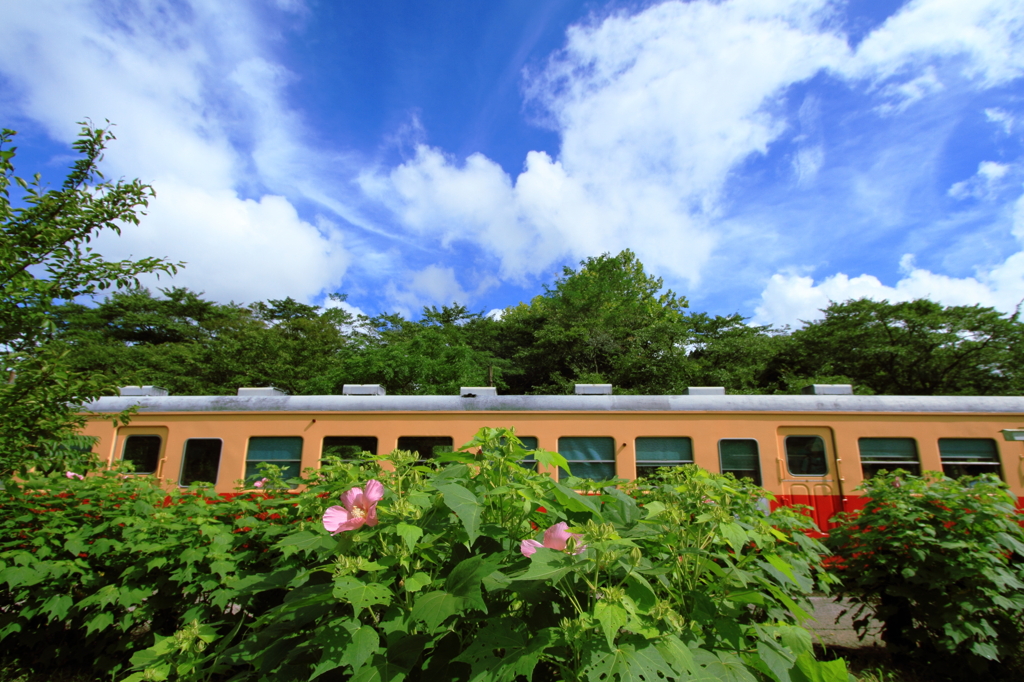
(52, 250, 1024, 397)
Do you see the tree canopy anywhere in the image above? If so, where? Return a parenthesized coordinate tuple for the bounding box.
(47, 249, 1024, 401)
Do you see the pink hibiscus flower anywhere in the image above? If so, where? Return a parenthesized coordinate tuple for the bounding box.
(323, 480, 385, 534)
(520, 522, 586, 557)
(65, 471, 84, 480)
(253, 478, 268, 488)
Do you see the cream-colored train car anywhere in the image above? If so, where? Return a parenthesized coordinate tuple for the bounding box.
(80, 386, 1024, 530)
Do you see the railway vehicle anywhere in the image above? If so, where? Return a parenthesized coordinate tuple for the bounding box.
(79, 383, 1024, 530)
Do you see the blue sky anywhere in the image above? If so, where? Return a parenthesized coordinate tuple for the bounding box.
(2, 0, 1023, 327)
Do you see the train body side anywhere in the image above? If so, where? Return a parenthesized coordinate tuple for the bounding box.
(78, 394, 1024, 530)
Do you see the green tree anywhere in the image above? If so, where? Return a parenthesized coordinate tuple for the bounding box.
(767, 298, 1024, 395)
(55, 289, 358, 396)
(0, 124, 178, 477)
(683, 312, 787, 394)
(321, 303, 505, 395)
(497, 250, 694, 394)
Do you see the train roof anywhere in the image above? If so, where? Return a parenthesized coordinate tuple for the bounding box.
(82, 394, 1024, 415)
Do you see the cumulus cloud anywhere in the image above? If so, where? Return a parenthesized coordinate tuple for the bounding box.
(364, 0, 1024, 294)
(0, 0, 354, 304)
(383, 265, 473, 319)
(754, 194, 1024, 328)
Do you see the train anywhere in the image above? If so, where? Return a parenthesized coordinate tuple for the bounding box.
(79, 383, 1024, 530)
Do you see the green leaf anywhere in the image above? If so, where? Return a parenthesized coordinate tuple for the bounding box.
(642, 501, 667, 520)
(513, 547, 575, 582)
(624, 573, 658, 613)
(533, 448, 570, 472)
(552, 481, 603, 517)
(0, 565, 44, 588)
(41, 594, 73, 621)
(595, 601, 628, 649)
(454, 620, 555, 682)
(654, 635, 696, 676)
(344, 626, 380, 672)
(720, 521, 748, 553)
(434, 482, 482, 546)
(580, 634, 678, 682)
(275, 530, 333, 557)
(790, 651, 848, 682)
(333, 577, 392, 612)
(394, 523, 423, 552)
(446, 555, 502, 612)
(410, 590, 462, 631)
(763, 554, 799, 585)
(84, 611, 114, 636)
(756, 640, 797, 682)
(404, 572, 431, 593)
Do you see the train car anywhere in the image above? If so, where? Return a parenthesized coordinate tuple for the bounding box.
(79, 383, 1024, 530)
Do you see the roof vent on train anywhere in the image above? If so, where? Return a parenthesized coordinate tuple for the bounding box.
(575, 384, 612, 395)
(460, 387, 497, 397)
(119, 385, 168, 397)
(802, 384, 854, 395)
(684, 387, 725, 396)
(342, 384, 386, 396)
(237, 387, 288, 397)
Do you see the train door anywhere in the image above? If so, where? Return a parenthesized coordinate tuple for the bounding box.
(776, 426, 844, 531)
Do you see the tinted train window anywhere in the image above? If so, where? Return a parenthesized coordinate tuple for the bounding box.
(322, 436, 378, 462)
(558, 437, 616, 481)
(636, 437, 693, 478)
(939, 438, 1002, 480)
(247, 437, 302, 486)
(397, 436, 453, 463)
(859, 438, 920, 478)
(122, 435, 162, 474)
(179, 439, 222, 486)
(785, 436, 828, 476)
(719, 439, 762, 485)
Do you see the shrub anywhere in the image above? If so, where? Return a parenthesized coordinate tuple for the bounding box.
(826, 470, 1024, 680)
(2, 428, 848, 681)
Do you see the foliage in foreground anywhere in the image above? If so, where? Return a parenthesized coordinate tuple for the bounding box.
(0, 123, 178, 477)
(827, 470, 1024, 681)
(1, 428, 847, 681)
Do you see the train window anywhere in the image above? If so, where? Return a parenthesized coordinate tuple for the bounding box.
(397, 436, 454, 463)
(719, 439, 762, 485)
(511, 436, 539, 471)
(322, 436, 378, 462)
(122, 435, 162, 474)
(859, 438, 920, 478)
(558, 437, 616, 481)
(939, 438, 1002, 480)
(784, 436, 828, 476)
(246, 437, 303, 486)
(635, 437, 693, 478)
(179, 439, 222, 486)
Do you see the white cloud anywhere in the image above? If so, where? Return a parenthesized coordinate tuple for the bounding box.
(365, 0, 1024, 294)
(0, 0, 356, 304)
(874, 66, 945, 114)
(754, 193, 1024, 328)
(985, 107, 1015, 134)
(384, 265, 472, 318)
(847, 0, 1024, 86)
(948, 161, 1012, 199)
(92, 180, 349, 304)
(364, 0, 851, 285)
(793, 145, 825, 185)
